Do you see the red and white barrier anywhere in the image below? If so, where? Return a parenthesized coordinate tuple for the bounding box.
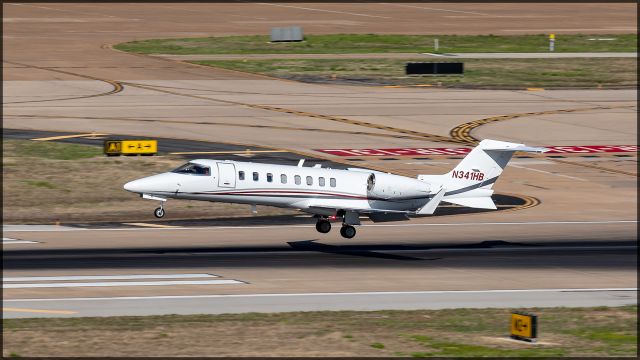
(316, 145, 638, 157)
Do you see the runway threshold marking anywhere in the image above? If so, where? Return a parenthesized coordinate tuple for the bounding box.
(123, 222, 181, 228)
(2, 307, 77, 315)
(31, 133, 108, 141)
(5, 288, 637, 302)
(4, 274, 219, 282)
(3, 279, 243, 289)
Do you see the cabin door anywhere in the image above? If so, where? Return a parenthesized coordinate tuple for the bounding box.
(217, 163, 236, 188)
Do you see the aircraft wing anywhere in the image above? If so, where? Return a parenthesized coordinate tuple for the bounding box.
(306, 187, 446, 223)
(307, 205, 411, 223)
(307, 205, 411, 215)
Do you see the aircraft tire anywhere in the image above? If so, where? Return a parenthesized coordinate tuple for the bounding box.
(340, 225, 356, 239)
(154, 207, 165, 218)
(315, 220, 331, 233)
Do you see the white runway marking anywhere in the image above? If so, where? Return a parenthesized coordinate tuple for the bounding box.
(3, 273, 219, 282)
(253, 2, 391, 19)
(383, 3, 491, 16)
(4, 279, 242, 289)
(3, 220, 636, 232)
(2, 237, 38, 244)
(509, 164, 588, 181)
(5, 288, 637, 302)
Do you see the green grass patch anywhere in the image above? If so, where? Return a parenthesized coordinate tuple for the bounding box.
(5, 140, 102, 160)
(370, 342, 385, 349)
(191, 57, 637, 88)
(22, 180, 58, 189)
(114, 34, 637, 55)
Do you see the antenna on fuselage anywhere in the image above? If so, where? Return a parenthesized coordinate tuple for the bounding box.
(297, 159, 305, 167)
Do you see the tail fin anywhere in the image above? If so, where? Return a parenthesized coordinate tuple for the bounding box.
(418, 139, 547, 209)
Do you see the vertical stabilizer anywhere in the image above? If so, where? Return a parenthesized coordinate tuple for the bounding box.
(417, 139, 547, 209)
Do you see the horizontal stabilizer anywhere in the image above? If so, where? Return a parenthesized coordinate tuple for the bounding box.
(444, 197, 496, 210)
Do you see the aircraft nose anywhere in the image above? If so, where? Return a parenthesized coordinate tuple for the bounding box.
(123, 179, 145, 193)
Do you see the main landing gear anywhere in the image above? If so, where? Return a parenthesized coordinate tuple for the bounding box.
(315, 216, 357, 239)
(315, 219, 331, 233)
(339, 225, 356, 239)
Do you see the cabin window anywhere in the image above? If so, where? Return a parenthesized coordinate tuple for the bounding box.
(318, 177, 325, 187)
(330, 178, 337, 187)
(267, 173, 273, 183)
(294, 175, 301, 185)
(306, 176, 313, 186)
(253, 172, 259, 181)
(238, 171, 245, 180)
(171, 163, 210, 176)
(281, 174, 287, 184)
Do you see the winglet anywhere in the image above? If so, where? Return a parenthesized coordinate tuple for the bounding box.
(416, 187, 446, 215)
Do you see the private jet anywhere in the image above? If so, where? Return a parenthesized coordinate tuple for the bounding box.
(124, 139, 547, 238)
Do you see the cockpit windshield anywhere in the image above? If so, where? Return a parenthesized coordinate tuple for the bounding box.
(171, 163, 211, 176)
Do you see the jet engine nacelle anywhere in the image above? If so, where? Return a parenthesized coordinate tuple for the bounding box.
(366, 172, 432, 200)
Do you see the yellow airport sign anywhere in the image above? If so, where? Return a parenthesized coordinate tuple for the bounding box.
(510, 312, 537, 342)
(104, 139, 157, 156)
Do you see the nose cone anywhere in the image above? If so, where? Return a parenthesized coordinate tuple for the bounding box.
(123, 173, 179, 194)
(123, 179, 146, 193)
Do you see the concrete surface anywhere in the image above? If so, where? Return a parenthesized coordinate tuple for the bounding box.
(4, 289, 636, 318)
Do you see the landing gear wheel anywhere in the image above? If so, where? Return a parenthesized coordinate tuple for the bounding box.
(315, 220, 331, 234)
(154, 207, 165, 218)
(340, 225, 356, 239)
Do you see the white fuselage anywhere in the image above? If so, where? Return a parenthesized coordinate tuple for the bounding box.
(124, 139, 548, 237)
(124, 159, 435, 215)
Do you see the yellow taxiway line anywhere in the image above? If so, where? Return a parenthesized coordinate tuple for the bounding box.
(31, 133, 108, 141)
(3, 307, 77, 315)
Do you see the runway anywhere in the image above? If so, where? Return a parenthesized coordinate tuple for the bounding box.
(3, 220, 637, 318)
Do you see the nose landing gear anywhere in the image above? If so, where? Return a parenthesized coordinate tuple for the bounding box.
(154, 203, 165, 218)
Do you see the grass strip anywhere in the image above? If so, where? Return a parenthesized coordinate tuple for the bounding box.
(3, 306, 636, 357)
(2, 139, 295, 223)
(114, 34, 637, 55)
(191, 57, 637, 88)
